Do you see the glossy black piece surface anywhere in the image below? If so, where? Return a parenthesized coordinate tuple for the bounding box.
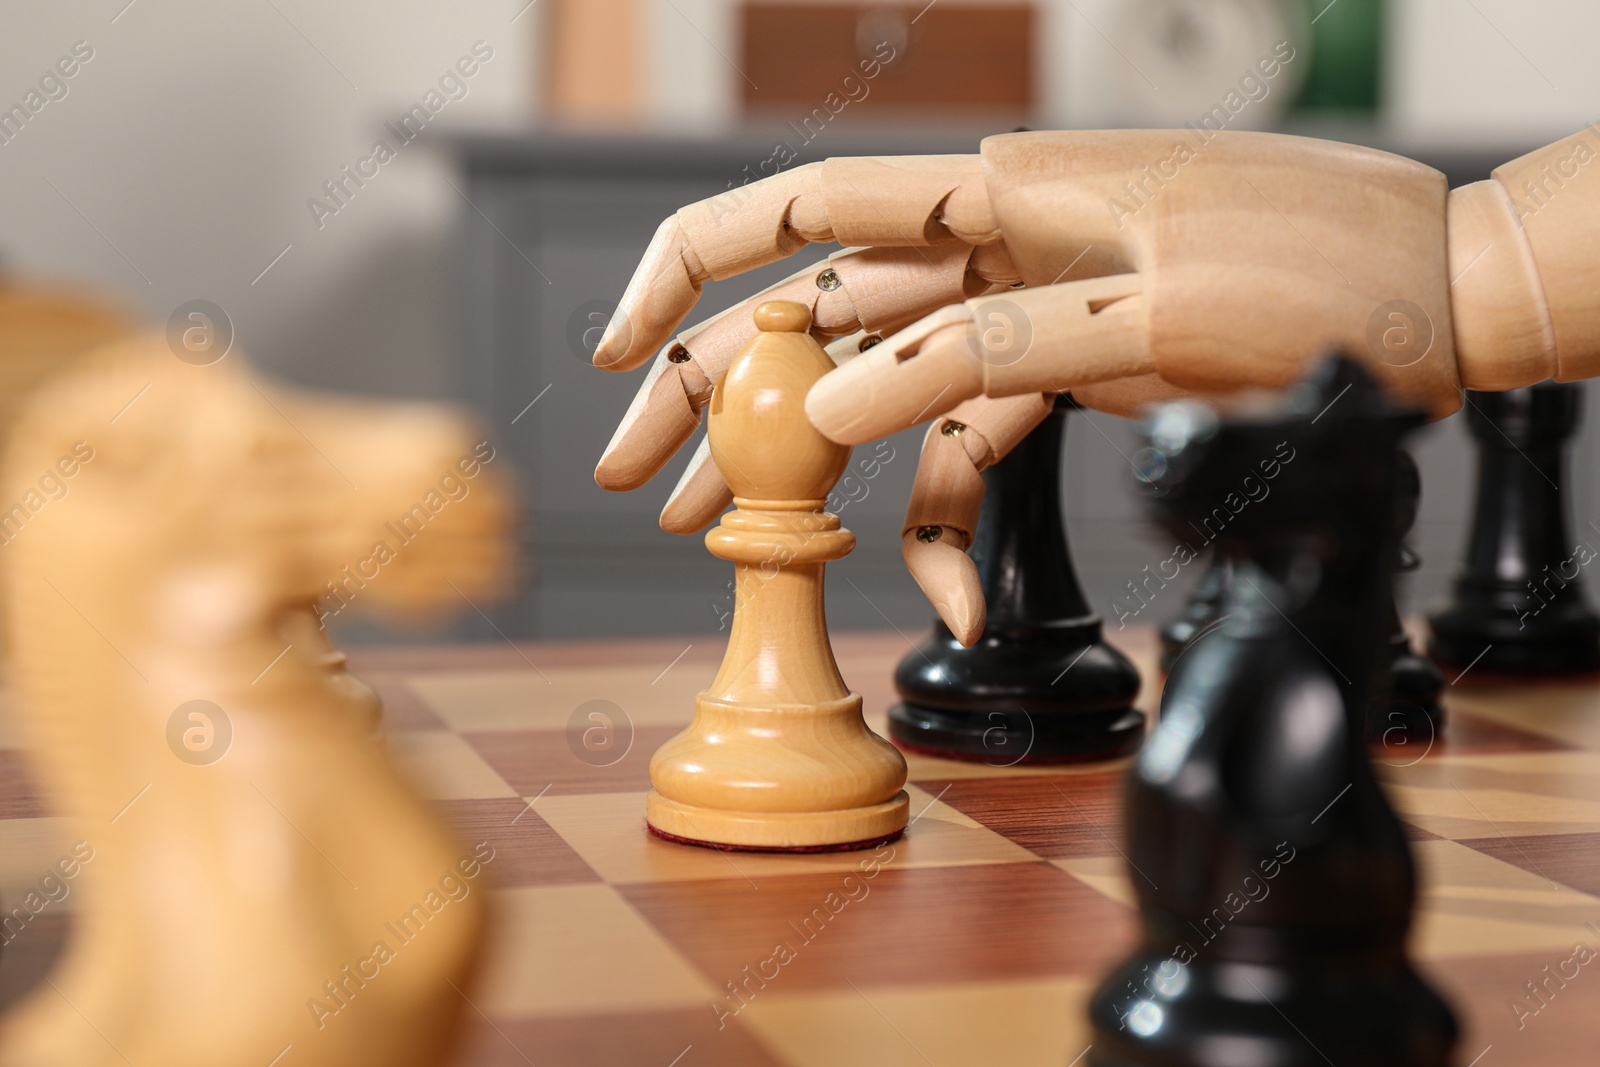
(1369, 451, 1445, 745)
(889, 397, 1144, 764)
(1157, 554, 1230, 672)
(1087, 357, 1458, 1067)
(1161, 456, 1446, 745)
(1428, 382, 1600, 674)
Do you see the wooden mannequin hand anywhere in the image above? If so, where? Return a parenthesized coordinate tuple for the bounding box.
(591, 127, 1600, 644)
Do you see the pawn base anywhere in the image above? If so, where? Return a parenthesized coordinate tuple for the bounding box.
(646, 823, 903, 854)
(645, 789, 909, 852)
(889, 703, 1145, 765)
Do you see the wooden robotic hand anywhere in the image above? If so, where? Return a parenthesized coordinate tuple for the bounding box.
(593, 127, 1600, 644)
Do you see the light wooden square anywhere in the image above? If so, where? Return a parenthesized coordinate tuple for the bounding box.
(1412, 839, 1600, 959)
(533, 784, 1038, 885)
(473, 884, 718, 1018)
(740, 977, 1096, 1067)
(386, 730, 517, 800)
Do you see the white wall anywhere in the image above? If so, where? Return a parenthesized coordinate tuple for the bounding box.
(0, 0, 536, 396)
(1388, 0, 1600, 147)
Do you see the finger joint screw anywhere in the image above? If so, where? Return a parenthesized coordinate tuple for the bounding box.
(817, 269, 842, 292)
(941, 421, 966, 437)
(858, 333, 883, 352)
(668, 344, 691, 363)
(916, 525, 943, 543)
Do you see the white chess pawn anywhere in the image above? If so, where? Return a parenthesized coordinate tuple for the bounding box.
(646, 301, 909, 850)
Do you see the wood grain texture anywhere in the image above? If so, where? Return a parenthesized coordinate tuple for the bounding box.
(0, 626, 1596, 1064)
(435, 798, 602, 888)
(453, 1008, 786, 1067)
(647, 303, 908, 848)
(619, 862, 1137, 990)
(917, 772, 1131, 860)
(468, 725, 680, 796)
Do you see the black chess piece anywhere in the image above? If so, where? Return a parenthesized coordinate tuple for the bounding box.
(1164, 456, 1447, 745)
(1369, 450, 1445, 745)
(888, 396, 1144, 764)
(1428, 382, 1600, 674)
(1086, 356, 1458, 1067)
(1158, 554, 1231, 671)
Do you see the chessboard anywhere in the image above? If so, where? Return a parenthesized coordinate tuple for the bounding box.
(0, 625, 1595, 1066)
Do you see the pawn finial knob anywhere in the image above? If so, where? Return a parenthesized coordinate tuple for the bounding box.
(753, 300, 812, 333)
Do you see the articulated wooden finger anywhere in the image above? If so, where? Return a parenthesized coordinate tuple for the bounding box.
(806, 308, 984, 444)
(815, 242, 996, 336)
(817, 155, 998, 245)
(1446, 181, 1558, 391)
(898, 395, 1050, 646)
(969, 241, 1024, 287)
(596, 155, 991, 371)
(594, 216, 705, 371)
(970, 274, 1150, 396)
(901, 421, 986, 646)
(904, 527, 986, 647)
(660, 435, 733, 534)
(933, 393, 1055, 469)
(902, 412, 985, 547)
(819, 329, 876, 369)
(674, 242, 986, 388)
(676, 163, 830, 279)
(595, 356, 701, 491)
(806, 274, 1148, 445)
(595, 166, 830, 370)
(1070, 373, 1193, 418)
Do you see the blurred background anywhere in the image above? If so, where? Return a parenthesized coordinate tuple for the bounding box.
(5, 0, 1600, 644)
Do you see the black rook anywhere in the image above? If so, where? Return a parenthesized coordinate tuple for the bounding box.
(1429, 382, 1600, 674)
